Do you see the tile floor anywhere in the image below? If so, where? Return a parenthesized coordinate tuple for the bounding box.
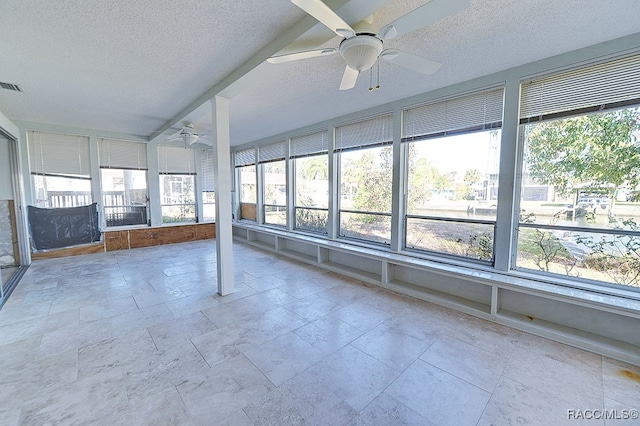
(1, 240, 639, 425)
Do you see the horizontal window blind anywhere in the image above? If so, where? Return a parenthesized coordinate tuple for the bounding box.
(335, 113, 393, 151)
(28, 130, 91, 177)
(258, 140, 286, 163)
(157, 145, 195, 174)
(98, 138, 147, 170)
(403, 87, 504, 140)
(201, 149, 215, 192)
(520, 53, 640, 122)
(291, 130, 329, 158)
(235, 148, 256, 167)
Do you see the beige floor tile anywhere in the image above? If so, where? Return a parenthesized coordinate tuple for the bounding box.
(420, 334, 507, 392)
(602, 358, 640, 408)
(176, 354, 274, 424)
(386, 359, 490, 426)
(352, 323, 433, 371)
(347, 392, 433, 426)
(1, 239, 634, 425)
(244, 372, 358, 425)
(306, 345, 401, 411)
(480, 376, 604, 426)
(294, 315, 365, 354)
(244, 331, 325, 386)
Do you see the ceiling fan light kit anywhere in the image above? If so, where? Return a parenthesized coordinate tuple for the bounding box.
(182, 132, 199, 145)
(339, 35, 383, 72)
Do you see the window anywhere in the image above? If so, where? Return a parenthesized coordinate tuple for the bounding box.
(28, 131, 92, 208)
(337, 114, 393, 245)
(158, 145, 196, 223)
(235, 148, 257, 221)
(516, 54, 640, 289)
(292, 130, 329, 233)
(201, 149, 215, 222)
(259, 141, 287, 227)
(98, 138, 148, 227)
(403, 88, 504, 262)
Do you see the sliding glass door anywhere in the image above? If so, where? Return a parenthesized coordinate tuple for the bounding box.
(0, 133, 27, 307)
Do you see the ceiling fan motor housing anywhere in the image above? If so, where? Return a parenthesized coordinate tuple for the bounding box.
(339, 34, 383, 72)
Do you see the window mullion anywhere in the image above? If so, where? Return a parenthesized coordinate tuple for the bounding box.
(495, 79, 525, 271)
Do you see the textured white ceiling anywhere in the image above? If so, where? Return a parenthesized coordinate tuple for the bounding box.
(0, 0, 639, 146)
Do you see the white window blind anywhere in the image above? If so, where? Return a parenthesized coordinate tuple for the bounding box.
(403, 87, 504, 140)
(201, 149, 215, 192)
(291, 130, 329, 158)
(235, 148, 256, 167)
(258, 140, 286, 163)
(157, 145, 195, 174)
(28, 130, 91, 177)
(520, 53, 640, 121)
(98, 138, 147, 170)
(335, 113, 393, 151)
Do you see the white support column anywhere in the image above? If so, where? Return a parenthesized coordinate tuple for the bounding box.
(193, 149, 204, 223)
(286, 140, 295, 231)
(147, 141, 162, 227)
(494, 79, 521, 271)
(390, 108, 405, 252)
(327, 128, 338, 239)
(256, 159, 264, 225)
(88, 135, 101, 214)
(211, 95, 234, 296)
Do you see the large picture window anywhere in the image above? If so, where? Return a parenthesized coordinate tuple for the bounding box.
(98, 138, 148, 227)
(28, 131, 92, 208)
(201, 149, 216, 222)
(516, 54, 640, 289)
(292, 131, 329, 233)
(235, 148, 257, 221)
(337, 114, 393, 245)
(403, 88, 504, 262)
(259, 141, 287, 227)
(158, 146, 196, 223)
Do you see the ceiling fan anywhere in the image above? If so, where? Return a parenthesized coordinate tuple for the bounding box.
(166, 123, 211, 147)
(268, 0, 470, 90)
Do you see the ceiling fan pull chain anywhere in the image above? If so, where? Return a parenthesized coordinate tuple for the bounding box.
(368, 67, 373, 92)
(376, 60, 381, 90)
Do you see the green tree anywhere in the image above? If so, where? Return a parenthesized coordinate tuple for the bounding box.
(299, 156, 328, 180)
(463, 169, 481, 186)
(434, 172, 456, 194)
(352, 147, 393, 213)
(525, 109, 640, 206)
(408, 155, 438, 208)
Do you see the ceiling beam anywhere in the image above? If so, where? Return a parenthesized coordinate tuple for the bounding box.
(149, 0, 353, 142)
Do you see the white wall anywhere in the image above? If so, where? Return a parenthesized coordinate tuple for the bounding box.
(0, 138, 12, 200)
(0, 109, 19, 201)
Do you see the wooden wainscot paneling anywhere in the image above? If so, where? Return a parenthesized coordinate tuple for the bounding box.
(9, 200, 20, 264)
(241, 203, 257, 220)
(32, 242, 104, 259)
(33, 223, 216, 258)
(196, 223, 216, 239)
(104, 230, 129, 252)
(129, 225, 197, 249)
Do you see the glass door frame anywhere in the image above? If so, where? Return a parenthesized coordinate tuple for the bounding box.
(0, 126, 30, 307)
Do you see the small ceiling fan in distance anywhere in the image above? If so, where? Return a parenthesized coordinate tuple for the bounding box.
(166, 123, 211, 147)
(268, 0, 470, 90)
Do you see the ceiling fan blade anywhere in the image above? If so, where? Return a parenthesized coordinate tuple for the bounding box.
(378, 0, 470, 40)
(292, 0, 356, 38)
(267, 48, 337, 64)
(339, 66, 359, 90)
(165, 128, 182, 141)
(380, 49, 442, 74)
(192, 136, 213, 146)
